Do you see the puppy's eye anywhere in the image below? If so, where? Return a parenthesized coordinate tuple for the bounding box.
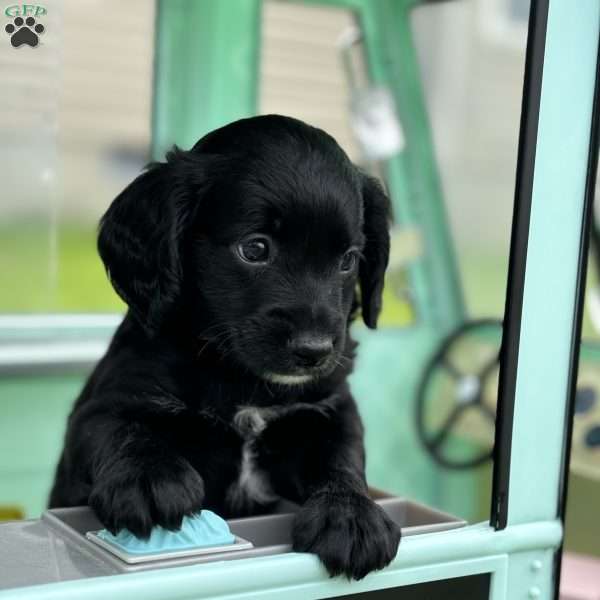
(237, 236, 270, 264)
(340, 249, 358, 273)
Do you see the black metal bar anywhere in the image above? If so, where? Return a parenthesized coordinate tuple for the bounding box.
(552, 28, 600, 600)
(490, 0, 550, 531)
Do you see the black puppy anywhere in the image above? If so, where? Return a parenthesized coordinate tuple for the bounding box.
(49, 115, 400, 580)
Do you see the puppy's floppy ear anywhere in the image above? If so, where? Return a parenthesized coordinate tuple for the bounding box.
(98, 148, 217, 337)
(359, 175, 391, 329)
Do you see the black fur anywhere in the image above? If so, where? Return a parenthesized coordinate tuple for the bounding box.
(49, 115, 399, 579)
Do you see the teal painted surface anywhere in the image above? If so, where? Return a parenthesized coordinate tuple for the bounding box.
(351, 326, 479, 520)
(0, 317, 118, 518)
(0, 375, 83, 518)
(507, 0, 600, 526)
(505, 549, 556, 600)
(0, 520, 562, 600)
(152, 0, 262, 159)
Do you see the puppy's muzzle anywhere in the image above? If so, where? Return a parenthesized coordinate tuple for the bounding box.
(287, 334, 334, 368)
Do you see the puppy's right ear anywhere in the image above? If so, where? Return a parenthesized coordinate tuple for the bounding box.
(98, 148, 217, 337)
(359, 175, 391, 329)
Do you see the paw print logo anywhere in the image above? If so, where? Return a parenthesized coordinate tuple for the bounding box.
(5, 16, 44, 48)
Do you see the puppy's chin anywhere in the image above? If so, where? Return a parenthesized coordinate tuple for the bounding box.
(260, 359, 338, 386)
(262, 372, 315, 386)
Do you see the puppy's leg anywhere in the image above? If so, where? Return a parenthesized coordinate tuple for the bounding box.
(84, 416, 204, 538)
(260, 396, 401, 580)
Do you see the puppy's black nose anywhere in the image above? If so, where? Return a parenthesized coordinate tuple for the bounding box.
(289, 335, 333, 367)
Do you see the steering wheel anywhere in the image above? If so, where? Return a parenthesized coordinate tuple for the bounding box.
(415, 205, 600, 471)
(416, 318, 600, 474)
(415, 318, 502, 469)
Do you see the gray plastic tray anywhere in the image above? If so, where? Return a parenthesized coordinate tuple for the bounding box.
(41, 496, 466, 574)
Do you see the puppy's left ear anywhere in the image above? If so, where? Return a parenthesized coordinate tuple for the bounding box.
(98, 148, 220, 337)
(359, 175, 391, 329)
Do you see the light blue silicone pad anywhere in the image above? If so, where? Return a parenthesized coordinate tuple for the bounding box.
(92, 510, 236, 556)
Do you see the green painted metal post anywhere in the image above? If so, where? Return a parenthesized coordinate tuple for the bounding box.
(360, 0, 465, 328)
(300, 0, 466, 328)
(152, 0, 262, 160)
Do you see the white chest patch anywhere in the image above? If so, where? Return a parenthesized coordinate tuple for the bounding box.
(226, 407, 280, 512)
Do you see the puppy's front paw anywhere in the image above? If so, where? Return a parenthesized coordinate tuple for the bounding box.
(89, 456, 205, 538)
(292, 487, 400, 580)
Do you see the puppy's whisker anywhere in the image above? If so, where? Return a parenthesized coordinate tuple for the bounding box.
(196, 322, 235, 344)
(264, 380, 275, 398)
(336, 355, 352, 366)
(215, 331, 238, 354)
(197, 339, 212, 358)
(198, 322, 229, 336)
(196, 327, 235, 359)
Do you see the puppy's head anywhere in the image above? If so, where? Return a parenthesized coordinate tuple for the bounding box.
(99, 115, 390, 385)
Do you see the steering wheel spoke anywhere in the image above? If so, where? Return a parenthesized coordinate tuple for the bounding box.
(440, 355, 463, 380)
(427, 405, 466, 451)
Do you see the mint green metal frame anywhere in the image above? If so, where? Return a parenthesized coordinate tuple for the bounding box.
(506, 1, 599, 527)
(0, 520, 562, 599)
(1, 0, 598, 598)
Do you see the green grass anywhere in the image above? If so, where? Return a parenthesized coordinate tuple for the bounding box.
(0, 223, 123, 312)
(459, 248, 508, 319)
